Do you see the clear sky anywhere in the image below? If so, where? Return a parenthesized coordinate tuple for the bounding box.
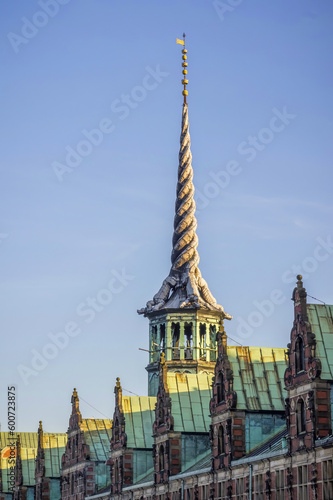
(0, 1, 332, 432)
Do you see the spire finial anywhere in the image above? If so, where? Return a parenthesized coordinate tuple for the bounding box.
(177, 33, 188, 104)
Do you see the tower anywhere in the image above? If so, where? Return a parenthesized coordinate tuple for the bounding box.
(138, 35, 231, 396)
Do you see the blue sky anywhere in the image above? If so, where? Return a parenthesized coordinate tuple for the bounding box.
(0, 1, 332, 431)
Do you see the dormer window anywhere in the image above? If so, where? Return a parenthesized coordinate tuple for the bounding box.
(218, 425, 225, 455)
(114, 418, 119, 442)
(217, 372, 225, 403)
(296, 398, 306, 434)
(158, 404, 164, 426)
(295, 337, 305, 373)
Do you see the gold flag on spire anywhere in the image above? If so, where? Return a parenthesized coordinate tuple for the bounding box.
(176, 38, 185, 46)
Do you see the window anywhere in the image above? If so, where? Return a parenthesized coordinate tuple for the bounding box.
(71, 436, 75, 459)
(298, 465, 308, 500)
(185, 489, 192, 500)
(296, 399, 306, 434)
(218, 425, 225, 455)
(70, 474, 74, 495)
(210, 325, 217, 361)
(254, 474, 264, 500)
(276, 469, 285, 500)
(160, 324, 166, 356)
(200, 485, 208, 499)
(151, 325, 158, 362)
(114, 417, 119, 441)
(159, 444, 165, 472)
(216, 481, 226, 499)
(235, 478, 244, 500)
(184, 322, 193, 360)
(323, 460, 333, 500)
(158, 399, 164, 426)
(217, 372, 225, 403)
(114, 460, 119, 483)
(172, 323, 180, 359)
(295, 337, 305, 373)
(199, 323, 206, 359)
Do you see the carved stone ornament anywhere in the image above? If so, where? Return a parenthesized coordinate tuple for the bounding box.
(308, 358, 322, 380)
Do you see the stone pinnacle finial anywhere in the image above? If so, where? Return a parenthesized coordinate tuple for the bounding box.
(71, 388, 80, 410)
(17, 434, 21, 455)
(38, 421, 44, 448)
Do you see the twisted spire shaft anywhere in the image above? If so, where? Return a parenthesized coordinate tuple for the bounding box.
(171, 104, 199, 274)
(139, 104, 231, 318)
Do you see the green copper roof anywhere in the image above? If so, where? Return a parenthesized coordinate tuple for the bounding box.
(227, 346, 288, 411)
(81, 419, 112, 461)
(167, 372, 213, 433)
(0, 432, 38, 449)
(122, 396, 156, 449)
(0, 433, 67, 493)
(307, 303, 333, 380)
(42, 434, 67, 477)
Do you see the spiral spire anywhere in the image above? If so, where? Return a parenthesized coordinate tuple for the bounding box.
(138, 39, 231, 319)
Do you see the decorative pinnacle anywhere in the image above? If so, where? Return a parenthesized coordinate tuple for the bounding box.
(73, 388, 78, 399)
(116, 377, 121, 389)
(17, 434, 21, 454)
(38, 421, 43, 431)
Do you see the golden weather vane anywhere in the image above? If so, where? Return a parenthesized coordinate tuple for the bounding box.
(176, 33, 188, 104)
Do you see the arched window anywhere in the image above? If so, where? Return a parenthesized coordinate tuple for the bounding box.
(160, 324, 166, 356)
(114, 418, 119, 442)
(159, 445, 165, 471)
(185, 322, 193, 360)
(296, 399, 306, 434)
(151, 325, 158, 362)
(295, 337, 305, 373)
(217, 372, 225, 403)
(218, 425, 225, 455)
(199, 323, 206, 359)
(158, 400, 164, 426)
(210, 325, 217, 361)
(172, 323, 180, 360)
(71, 436, 75, 459)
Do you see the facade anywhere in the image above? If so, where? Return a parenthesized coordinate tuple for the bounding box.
(1, 45, 332, 500)
(61, 389, 112, 499)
